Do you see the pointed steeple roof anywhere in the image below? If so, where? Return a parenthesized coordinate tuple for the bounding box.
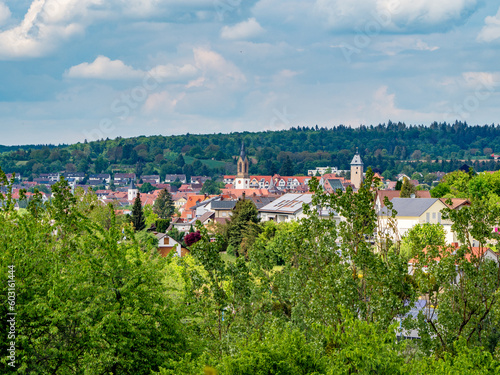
(128, 179, 137, 190)
(268, 175, 279, 193)
(239, 142, 247, 160)
(350, 147, 363, 165)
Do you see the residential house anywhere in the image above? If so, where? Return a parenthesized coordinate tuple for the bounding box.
(39, 173, 60, 182)
(259, 193, 313, 223)
(64, 172, 85, 182)
(142, 175, 160, 184)
(155, 232, 189, 257)
(375, 190, 431, 212)
(191, 176, 211, 185)
(165, 174, 187, 184)
(114, 173, 136, 185)
(89, 173, 111, 184)
(378, 198, 454, 243)
(211, 200, 237, 219)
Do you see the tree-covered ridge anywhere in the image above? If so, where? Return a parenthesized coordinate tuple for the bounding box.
(2, 121, 500, 181)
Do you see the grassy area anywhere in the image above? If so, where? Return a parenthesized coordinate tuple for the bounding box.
(16, 161, 28, 166)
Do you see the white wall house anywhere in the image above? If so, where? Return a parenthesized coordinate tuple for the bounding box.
(378, 198, 455, 243)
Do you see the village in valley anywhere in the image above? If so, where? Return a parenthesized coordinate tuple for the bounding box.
(3, 141, 499, 267)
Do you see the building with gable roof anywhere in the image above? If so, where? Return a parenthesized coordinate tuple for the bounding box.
(378, 198, 454, 243)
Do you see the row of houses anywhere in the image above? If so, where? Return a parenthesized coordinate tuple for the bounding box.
(24, 172, 203, 187)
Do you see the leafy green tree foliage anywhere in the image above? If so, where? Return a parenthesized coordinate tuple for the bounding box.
(139, 182, 156, 193)
(131, 193, 146, 231)
(201, 179, 224, 195)
(153, 188, 174, 219)
(279, 155, 294, 176)
(400, 223, 446, 261)
(412, 198, 500, 354)
(261, 170, 416, 331)
(182, 224, 254, 358)
(225, 200, 260, 257)
(94, 154, 109, 173)
(156, 218, 170, 233)
(400, 176, 417, 197)
(0, 177, 188, 374)
(430, 182, 451, 198)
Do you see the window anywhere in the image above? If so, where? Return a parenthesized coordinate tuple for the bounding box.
(426, 213, 430, 222)
(432, 212, 436, 220)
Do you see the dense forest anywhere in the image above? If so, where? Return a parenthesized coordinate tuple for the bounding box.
(1, 169, 499, 374)
(2, 121, 500, 181)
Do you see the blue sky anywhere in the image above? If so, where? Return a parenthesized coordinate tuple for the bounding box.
(1, 0, 500, 145)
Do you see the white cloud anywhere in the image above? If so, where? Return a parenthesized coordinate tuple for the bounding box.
(220, 18, 265, 40)
(478, 7, 500, 42)
(149, 63, 198, 82)
(0, 0, 224, 60)
(0, 2, 11, 26)
(0, 0, 86, 59)
(314, 0, 479, 32)
(66, 55, 199, 81)
(193, 47, 246, 87)
(462, 72, 500, 90)
(65, 56, 144, 80)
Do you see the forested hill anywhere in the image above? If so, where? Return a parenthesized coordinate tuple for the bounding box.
(2, 121, 500, 179)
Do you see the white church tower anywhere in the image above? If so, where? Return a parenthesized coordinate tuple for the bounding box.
(128, 179, 139, 201)
(233, 143, 250, 189)
(350, 148, 364, 190)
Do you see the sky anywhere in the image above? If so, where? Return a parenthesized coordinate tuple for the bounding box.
(1, 0, 500, 145)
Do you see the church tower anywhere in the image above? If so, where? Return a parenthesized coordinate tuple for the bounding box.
(350, 148, 364, 190)
(234, 143, 250, 189)
(128, 179, 139, 201)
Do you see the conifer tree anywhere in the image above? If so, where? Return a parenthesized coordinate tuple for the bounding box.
(400, 177, 417, 198)
(153, 188, 174, 219)
(131, 193, 146, 231)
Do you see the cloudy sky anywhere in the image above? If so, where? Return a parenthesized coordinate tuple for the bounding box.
(1, 0, 500, 145)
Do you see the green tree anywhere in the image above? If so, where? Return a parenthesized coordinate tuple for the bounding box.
(139, 182, 156, 193)
(153, 189, 175, 219)
(175, 153, 185, 168)
(0, 175, 188, 374)
(400, 223, 446, 261)
(201, 179, 224, 195)
(400, 177, 417, 197)
(131, 193, 146, 231)
(95, 155, 108, 173)
(225, 200, 260, 257)
(279, 155, 294, 176)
